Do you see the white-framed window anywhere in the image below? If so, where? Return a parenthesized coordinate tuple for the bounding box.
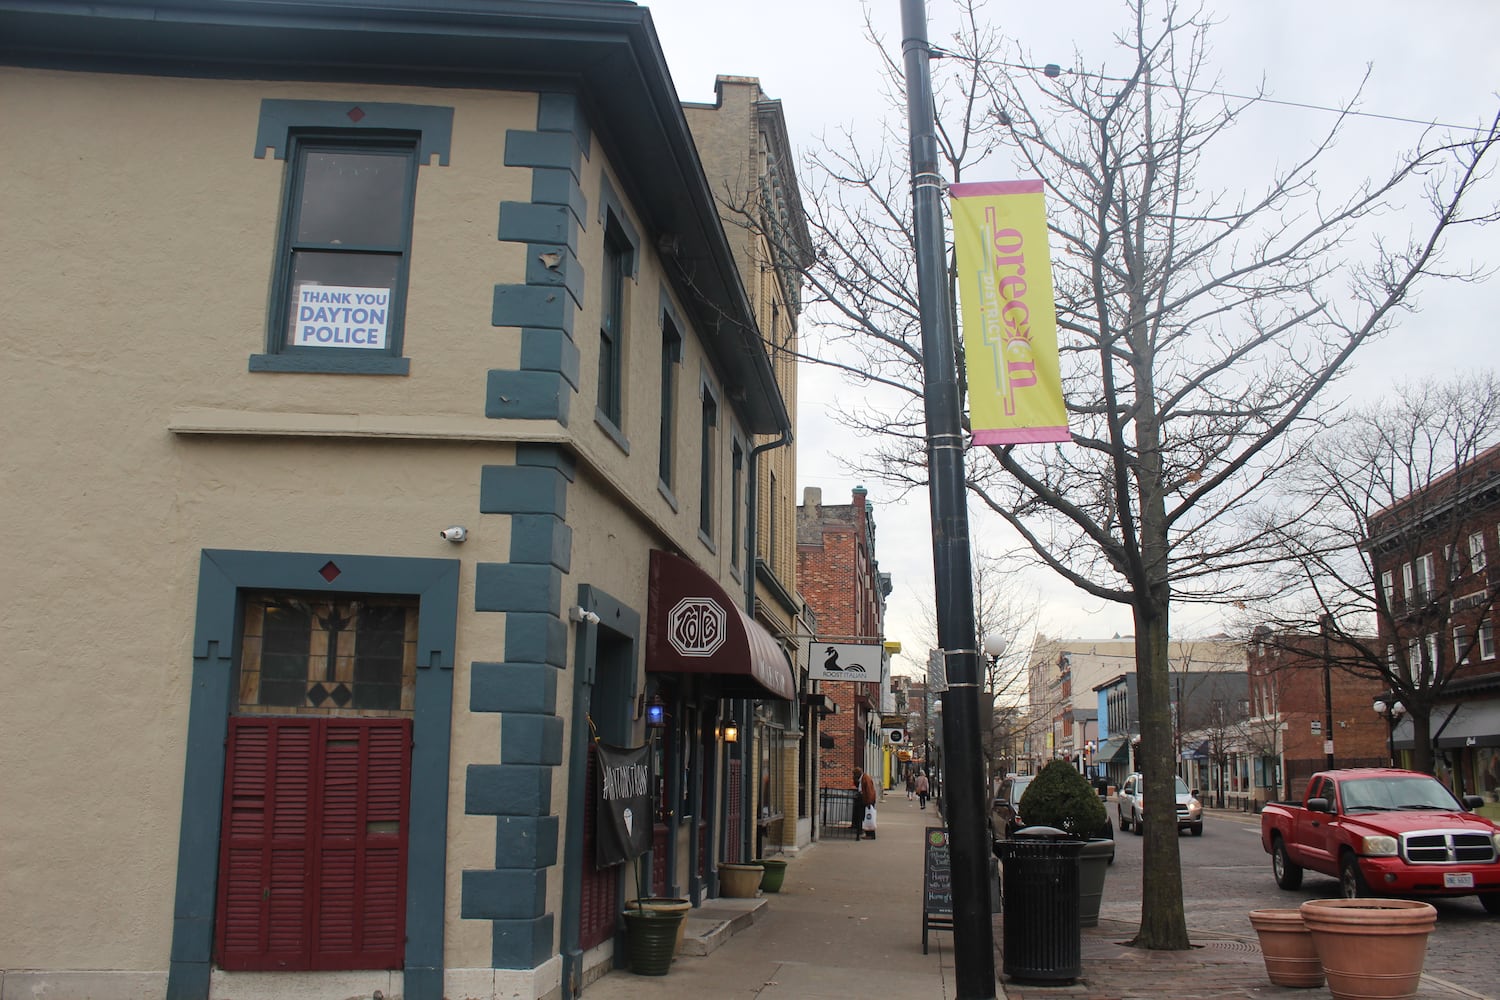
(1415, 553, 1435, 602)
(1445, 544, 1462, 582)
(1424, 633, 1439, 685)
(1381, 569, 1395, 611)
(1481, 618, 1496, 661)
(1402, 561, 1415, 603)
(1470, 531, 1488, 576)
(1454, 625, 1471, 664)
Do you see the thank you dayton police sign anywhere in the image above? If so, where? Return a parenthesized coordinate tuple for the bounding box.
(594, 744, 652, 867)
(809, 642, 883, 682)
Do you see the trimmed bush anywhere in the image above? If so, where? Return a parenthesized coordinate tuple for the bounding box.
(1018, 759, 1108, 839)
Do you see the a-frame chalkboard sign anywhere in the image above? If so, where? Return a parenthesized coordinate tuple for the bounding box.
(921, 826, 953, 953)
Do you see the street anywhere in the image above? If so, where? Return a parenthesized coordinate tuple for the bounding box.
(1097, 807, 1500, 998)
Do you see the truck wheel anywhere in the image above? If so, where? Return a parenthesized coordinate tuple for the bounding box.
(1339, 852, 1369, 899)
(1117, 808, 1129, 833)
(1479, 893, 1500, 915)
(1133, 812, 1144, 836)
(1272, 835, 1303, 890)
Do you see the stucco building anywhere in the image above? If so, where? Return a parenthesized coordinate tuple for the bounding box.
(0, 2, 806, 998)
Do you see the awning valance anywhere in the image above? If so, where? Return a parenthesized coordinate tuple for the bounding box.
(1096, 735, 1130, 763)
(646, 550, 796, 701)
(1392, 698, 1500, 750)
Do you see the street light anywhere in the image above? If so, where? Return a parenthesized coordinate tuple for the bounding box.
(1372, 699, 1405, 767)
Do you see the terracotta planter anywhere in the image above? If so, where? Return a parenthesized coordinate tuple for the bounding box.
(1248, 908, 1324, 988)
(625, 897, 691, 955)
(1299, 898, 1437, 1000)
(717, 862, 764, 898)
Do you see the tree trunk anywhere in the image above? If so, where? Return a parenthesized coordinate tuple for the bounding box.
(1131, 606, 1190, 949)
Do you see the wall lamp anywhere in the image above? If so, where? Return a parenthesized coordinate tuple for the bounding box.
(645, 694, 667, 729)
(722, 722, 740, 743)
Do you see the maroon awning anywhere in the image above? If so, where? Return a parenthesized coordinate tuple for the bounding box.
(646, 550, 795, 701)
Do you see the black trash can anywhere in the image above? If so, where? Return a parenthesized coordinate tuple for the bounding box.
(995, 825, 1083, 984)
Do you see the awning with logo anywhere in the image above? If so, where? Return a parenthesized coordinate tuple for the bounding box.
(1392, 698, 1500, 749)
(645, 550, 796, 701)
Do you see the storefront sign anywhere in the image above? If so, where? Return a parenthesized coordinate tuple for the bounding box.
(809, 642, 883, 682)
(594, 743, 652, 868)
(291, 283, 390, 349)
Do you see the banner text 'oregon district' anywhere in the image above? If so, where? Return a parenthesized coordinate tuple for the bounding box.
(950, 180, 1069, 445)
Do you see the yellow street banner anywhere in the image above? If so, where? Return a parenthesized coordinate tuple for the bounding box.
(950, 180, 1069, 445)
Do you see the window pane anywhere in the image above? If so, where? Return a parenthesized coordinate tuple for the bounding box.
(296, 149, 409, 247)
(353, 605, 407, 711)
(286, 252, 400, 350)
(261, 602, 312, 707)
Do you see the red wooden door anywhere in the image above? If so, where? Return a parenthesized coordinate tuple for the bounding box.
(578, 743, 622, 951)
(216, 717, 411, 971)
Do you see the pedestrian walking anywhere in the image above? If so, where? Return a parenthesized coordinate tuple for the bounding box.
(915, 770, 930, 810)
(906, 771, 915, 801)
(853, 766, 879, 839)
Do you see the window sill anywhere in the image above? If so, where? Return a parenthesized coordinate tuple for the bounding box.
(657, 480, 679, 513)
(594, 409, 631, 455)
(250, 353, 410, 375)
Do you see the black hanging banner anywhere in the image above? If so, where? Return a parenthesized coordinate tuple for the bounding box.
(594, 743, 653, 868)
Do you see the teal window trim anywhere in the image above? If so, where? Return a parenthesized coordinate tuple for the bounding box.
(699, 375, 719, 542)
(250, 100, 453, 377)
(167, 549, 459, 1000)
(658, 295, 683, 491)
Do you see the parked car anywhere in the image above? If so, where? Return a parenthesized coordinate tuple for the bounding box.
(1261, 767, 1500, 911)
(1117, 771, 1203, 836)
(993, 773, 1034, 837)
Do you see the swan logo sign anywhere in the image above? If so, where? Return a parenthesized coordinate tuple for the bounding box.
(810, 642, 883, 682)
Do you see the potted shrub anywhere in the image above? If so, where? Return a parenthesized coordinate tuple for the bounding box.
(1017, 760, 1113, 927)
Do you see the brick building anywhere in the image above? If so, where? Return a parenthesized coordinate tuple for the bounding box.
(1366, 440, 1500, 818)
(797, 486, 892, 795)
(1247, 630, 1388, 805)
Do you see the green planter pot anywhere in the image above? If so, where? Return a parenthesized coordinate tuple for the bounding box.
(622, 908, 686, 976)
(1077, 838, 1113, 928)
(754, 858, 788, 893)
(625, 897, 691, 956)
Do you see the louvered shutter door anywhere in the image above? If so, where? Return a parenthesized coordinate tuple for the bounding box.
(578, 743, 621, 951)
(217, 717, 410, 972)
(312, 720, 409, 970)
(217, 718, 315, 970)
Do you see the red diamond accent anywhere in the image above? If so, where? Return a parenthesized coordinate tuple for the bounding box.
(346, 106, 366, 123)
(319, 561, 341, 582)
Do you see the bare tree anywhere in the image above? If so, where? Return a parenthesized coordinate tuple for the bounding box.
(913, 547, 1040, 781)
(1254, 373, 1500, 776)
(767, 0, 1500, 950)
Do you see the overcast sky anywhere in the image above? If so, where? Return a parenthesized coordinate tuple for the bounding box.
(640, 0, 1500, 674)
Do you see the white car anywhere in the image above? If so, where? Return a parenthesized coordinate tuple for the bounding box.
(1117, 772, 1203, 836)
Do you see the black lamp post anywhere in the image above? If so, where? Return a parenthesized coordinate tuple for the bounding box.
(1320, 615, 1335, 770)
(1372, 698, 1405, 767)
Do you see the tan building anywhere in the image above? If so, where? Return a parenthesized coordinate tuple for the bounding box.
(0, 3, 803, 999)
(684, 77, 814, 854)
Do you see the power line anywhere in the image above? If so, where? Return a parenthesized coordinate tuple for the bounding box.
(932, 49, 1488, 134)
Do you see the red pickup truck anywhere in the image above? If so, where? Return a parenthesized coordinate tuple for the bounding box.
(1261, 768, 1500, 913)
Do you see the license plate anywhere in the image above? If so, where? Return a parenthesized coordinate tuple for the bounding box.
(1444, 872, 1475, 889)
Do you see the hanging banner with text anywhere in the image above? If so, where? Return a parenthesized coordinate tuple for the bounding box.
(950, 180, 1069, 445)
(594, 743, 653, 868)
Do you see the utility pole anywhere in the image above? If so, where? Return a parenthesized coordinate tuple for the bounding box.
(901, 3, 995, 996)
(1320, 616, 1335, 769)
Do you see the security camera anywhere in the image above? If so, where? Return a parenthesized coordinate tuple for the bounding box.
(439, 526, 468, 543)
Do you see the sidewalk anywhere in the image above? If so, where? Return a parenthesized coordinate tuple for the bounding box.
(580, 791, 961, 998)
(579, 800, 1483, 1000)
